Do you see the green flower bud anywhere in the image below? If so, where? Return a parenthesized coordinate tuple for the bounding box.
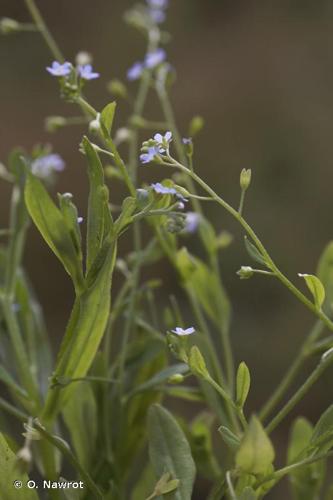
(168, 374, 185, 384)
(89, 115, 101, 134)
(45, 116, 67, 133)
(237, 266, 254, 280)
(107, 79, 128, 99)
(188, 116, 205, 136)
(0, 17, 20, 35)
(240, 168, 252, 191)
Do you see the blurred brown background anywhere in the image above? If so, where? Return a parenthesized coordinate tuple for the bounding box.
(2, 0, 333, 498)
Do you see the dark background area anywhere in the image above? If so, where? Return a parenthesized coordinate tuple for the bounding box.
(2, 1, 333, 498)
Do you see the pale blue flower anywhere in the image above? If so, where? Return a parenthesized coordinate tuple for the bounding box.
(140, 146, 160, 164)
(127, 61, 144, 81)
(171, 326, 195, 336)
(182, 137, 192, 145)
(147, 0, 169, 8)
(151, 182, 187, 202)
(145, 48, 166, 69)
(154, 131, 172, 152)
(46, 61, 72, 77)
(149, 9, 166, 23)
(184, 212, 200, 233)
(31, 154, 65, 178)
(78, 64, 100, 80)
(77, 217, 84, 224)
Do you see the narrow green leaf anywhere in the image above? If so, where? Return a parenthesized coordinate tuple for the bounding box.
(148, 404, 196, 500)
(62, 382, 97, 470)
(0, 433, 38, 499)
(24, 173, 83, 291)
(298, 273, 325, 310)
(236, 362, 251, 409)
(218, 426, 241, 452)
(100, 101, 116, 136)
(82, 136, 113, 273)
(128, 363, 189, 397)
(311, 404, 333, 452)
(244, 237, 266, 266)
(236, 416, 275, 475)
(317, 241, 333, 313)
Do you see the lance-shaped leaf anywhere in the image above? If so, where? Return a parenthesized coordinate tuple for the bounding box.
(298, 273, 325, 310)
(148, 404, 196, 500)
(236, 361, 251, 409)
(100, 101, 116, 136)
(25, 173, 84, 292)
(82, 136, 113, 273)
(317, 241, 333, 313)
(236, 416, 275, 475)
(43, 241, 117, 420)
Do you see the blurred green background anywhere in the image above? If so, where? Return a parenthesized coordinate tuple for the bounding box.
(2, 0, 333, 497)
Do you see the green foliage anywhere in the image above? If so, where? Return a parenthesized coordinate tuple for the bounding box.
(236, 416, 275, 475)
(298, 274, 325, 310)
(236, 362, 251, 409)
(148, 404, 196, 500)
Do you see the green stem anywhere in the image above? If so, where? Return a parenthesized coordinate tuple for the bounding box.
(24, 0, 64, 61)
(265, 352, 333, 434)
(34, 421, 103, 499)
(259, 320, 324, 422)
(169, 159, 333, 333)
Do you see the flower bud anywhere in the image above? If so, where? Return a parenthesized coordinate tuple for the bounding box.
(136, 188, 149, 208)
(188, 116, 204, 136)
(16, 446, 32, 473)
(240, 168, 252, 191)
(89, 115, 101, 134)
(237, 266, 254, 280)
(182, 137, 193, 157)
(107, 79, 128, 99)
(0, 17, 21, 35)
(168, 374, 185, 384)
(75, 51, 92, 66)
(45, 116, 67, 133)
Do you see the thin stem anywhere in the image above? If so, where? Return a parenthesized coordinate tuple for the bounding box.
(260, 320, 324, 422)
(24, 0, 64, 61)
(207, 375, 247, 432)
(238, 189, 246, 216)
(34, 421, 103, 499)
(265, 353, 333, 434)
(169, 159, 333, 333)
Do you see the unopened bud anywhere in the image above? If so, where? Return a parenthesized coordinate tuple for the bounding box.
(240, 168, 252, 191)
(89, 114, 101, 134)
(188, 116, 204, 137)
(107, 79, 128, 99)
(45, 116, 67, 133)
(75, 51, 92, 66)
(168, 374, 185, 384)
(16, 446, 32, 472)
(237, 266, 254, 280)
(182, 137, 193, 157)
(0, 17, 20, 35)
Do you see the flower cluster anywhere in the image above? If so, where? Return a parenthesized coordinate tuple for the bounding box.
(151, 182, 187, 202)
(140, 131, 172, 164)
(127, 48, 167, 81)
(46, 61, 99, 81)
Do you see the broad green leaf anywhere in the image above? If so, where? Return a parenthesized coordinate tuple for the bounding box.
(82, 136, 113, 273)
(25, 173, 84, 292)
(236, 362, 251, 409)
(317, 241, 333, 313)
(298, 274, 325, 310)
(100, 101, 116, 136)
(244, 237, 266, 266)
(58, 193, 82, 262)
(189, 346, 210, 380)
(148, 404, 196, 500)
(236, 416, 275, 475)
(287, 417, 325, 500)
(0, 433, 38, 499)
(62, 381, 97, 470)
